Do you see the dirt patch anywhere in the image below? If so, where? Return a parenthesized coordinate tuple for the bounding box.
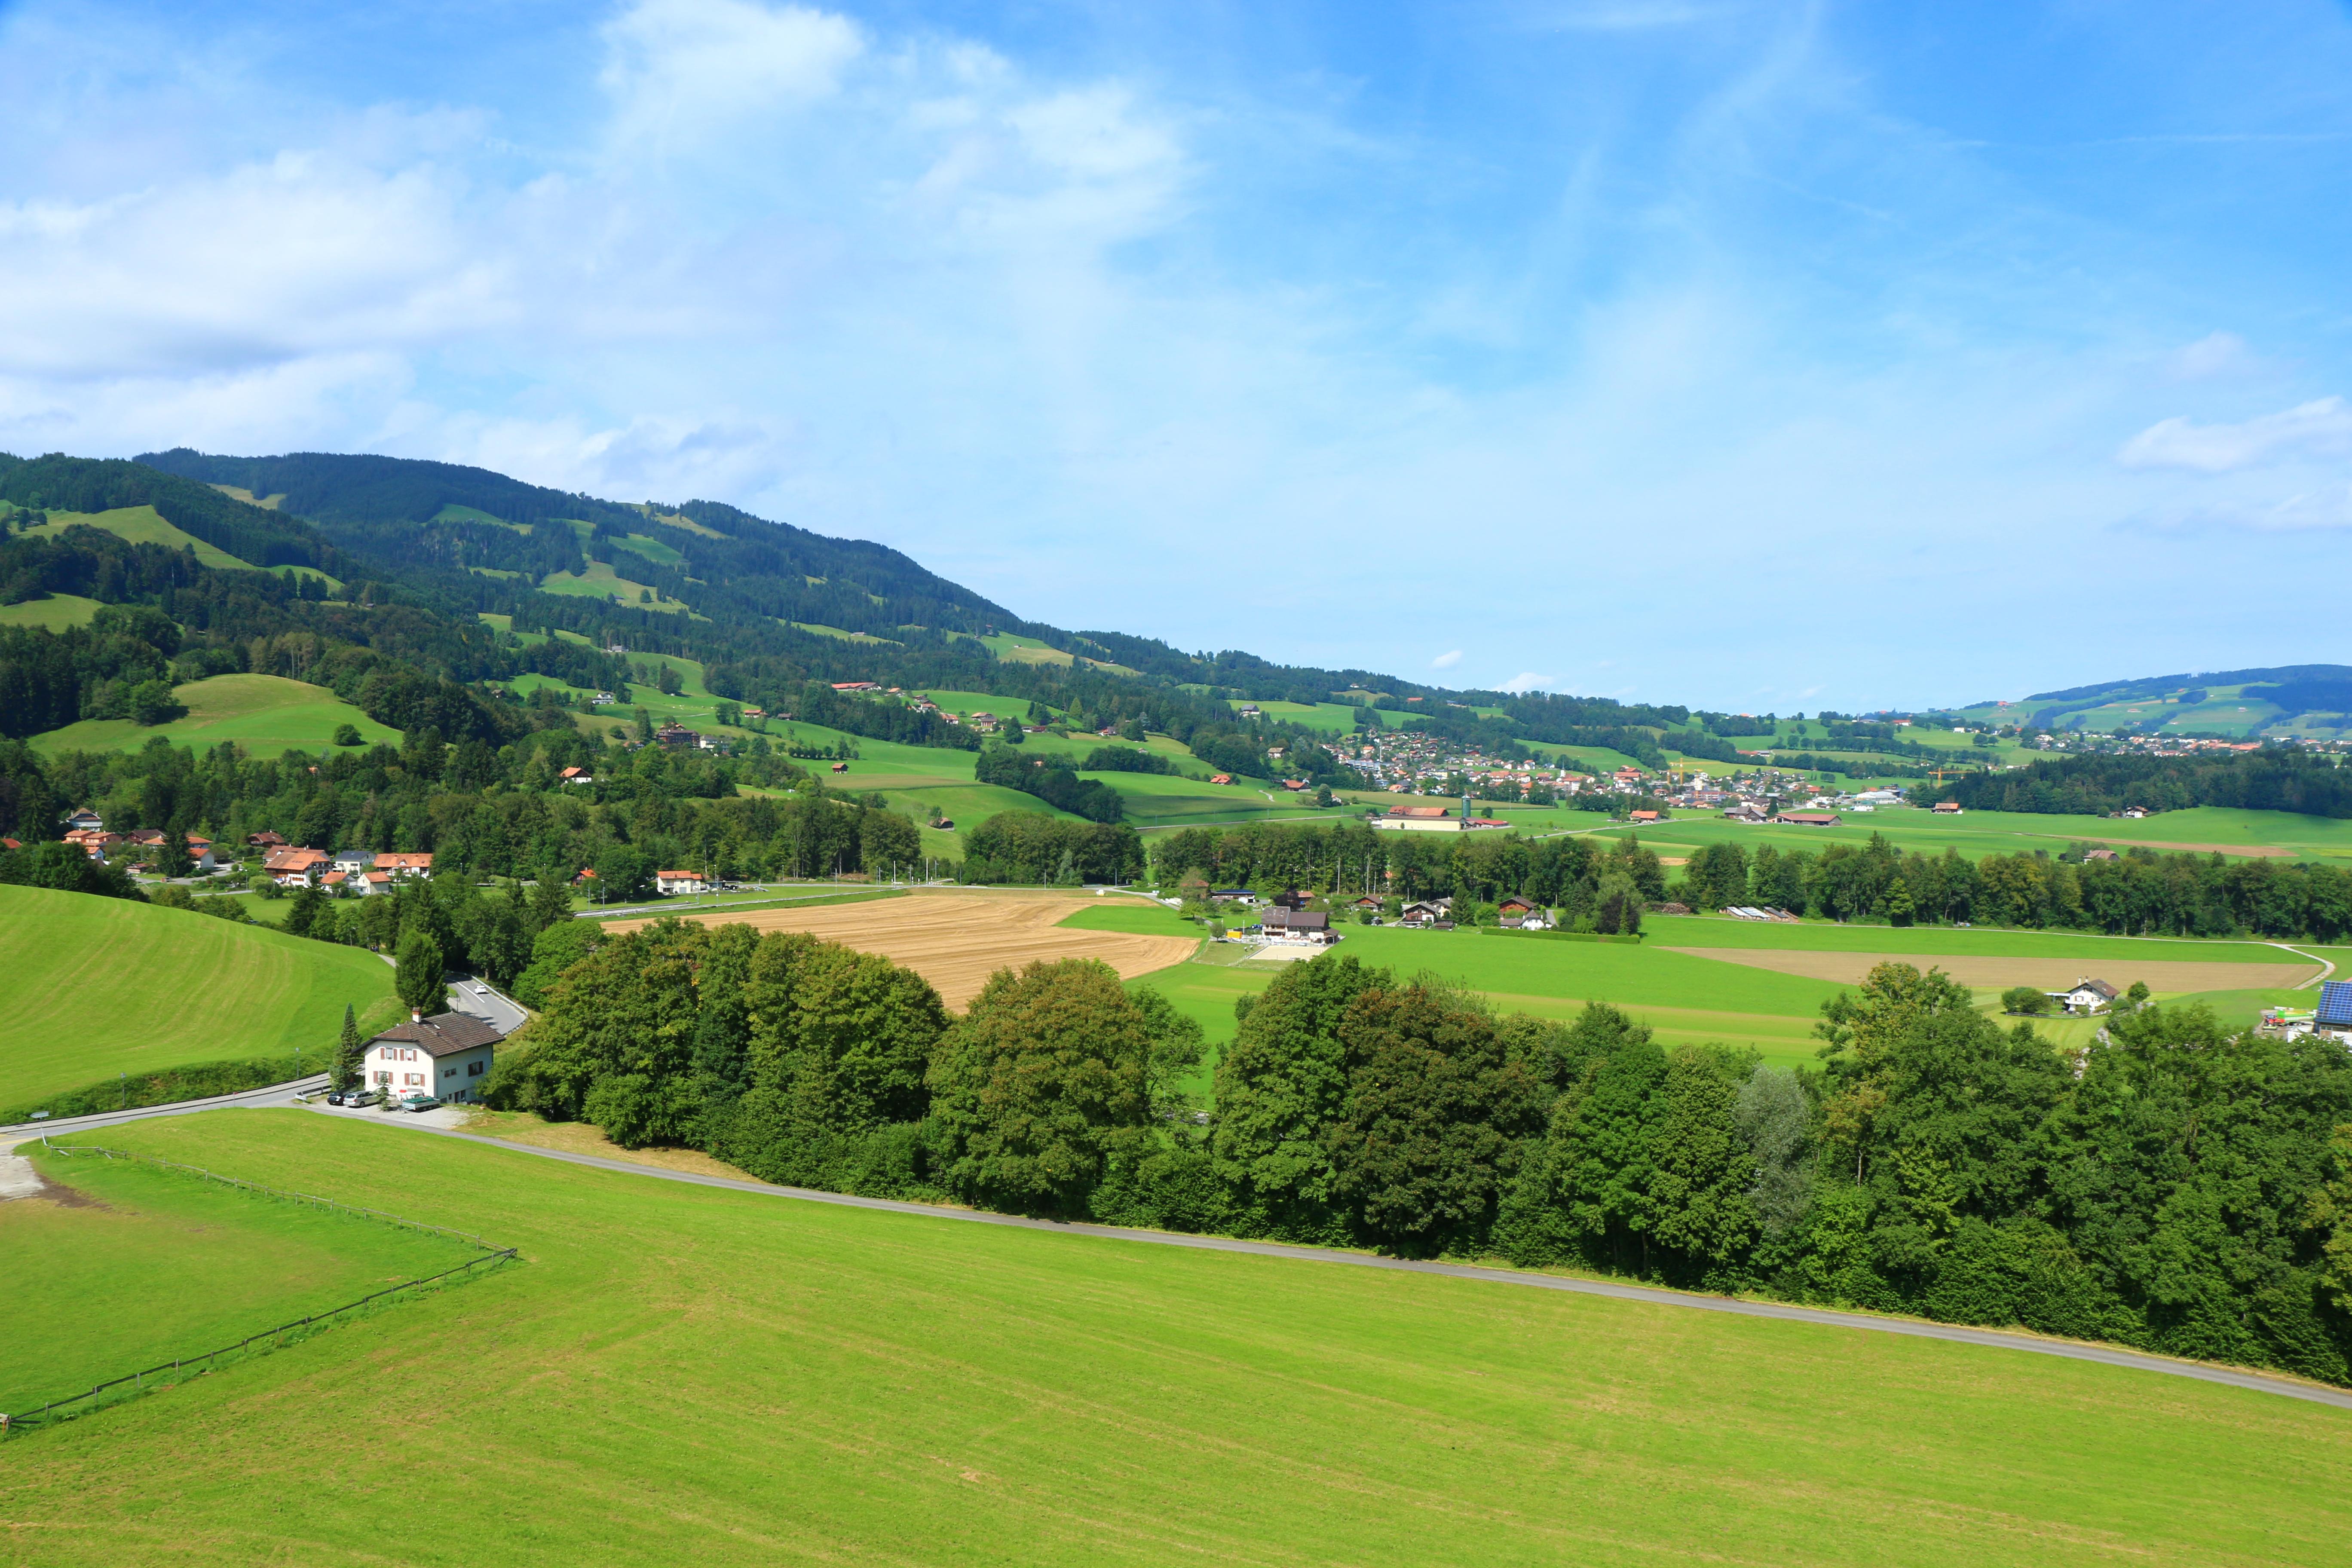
(460, 1112, 757, 1180)
(1664, 949, 2321, 992)
(603, 891, 1199, 1010)
(0, 1154, 107, 1208)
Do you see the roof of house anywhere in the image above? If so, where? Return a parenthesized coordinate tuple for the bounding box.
(2067, 978, 2119, 1001)
(375, 852, 433, 870)
(2316, 980, 2352, 1028)
(658, 869, 701, 879)
(264, 848, 330, 868)
(1385, 805, 1449, 818)
(1262, 908, 1329, 931)
(368, 1011, 505, 1057)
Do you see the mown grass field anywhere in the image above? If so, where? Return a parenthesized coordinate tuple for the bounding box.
(1642, 914, 2312, 965)
(19, 506, 340, 590)
(0, 886, 402, 1110)
(8, 1109, 2349, 1566)
(26, 673, 401, 758)
(0, 593, 105, 630)
(535, 559, 692, 614)
(1592, 803, 2352, 864)
(1, 1153, 481, 1414)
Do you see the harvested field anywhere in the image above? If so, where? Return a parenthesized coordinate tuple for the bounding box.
(606, 891, 1199, 1008)
(1666, 948, 2322, 992)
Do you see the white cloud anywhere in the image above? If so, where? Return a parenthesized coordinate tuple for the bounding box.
(2117, 396, 2352, 473)
(599, 0, 862, 156)
(1431, 649, 1464, 669)
(2168, 331, 2257, 381)
(1499, 672, 1559, 693)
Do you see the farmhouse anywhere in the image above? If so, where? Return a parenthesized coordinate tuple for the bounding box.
(247, 830, 288, 848)
(63, 808, 102, 832)
(1259, 907, 1333, 943)
(1773, 811, 1842, 827)
(375, 852, 434, 881)
(363, 1011, 503, 1103)
(559, 766, 594, 785)
(1932, 800, 1963, 815)
(654, 722, 702, 750)
(1210, 773, 1234, 785)
(1629, 809, 1660, 824)
(2047, 978, 2119, 1016)
(657, 870, 707, 896)
(264, 847, 331, 887)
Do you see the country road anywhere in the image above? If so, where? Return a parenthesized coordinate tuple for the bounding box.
(9, 1081, 2352, 1412)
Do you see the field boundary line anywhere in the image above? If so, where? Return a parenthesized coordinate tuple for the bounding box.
(3, 1144, 515, 1436)
(346, 1114, 2352, 1413)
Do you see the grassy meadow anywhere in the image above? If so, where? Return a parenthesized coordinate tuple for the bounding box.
(1, 1152, 482, 1415)
(0, 886, 402, 1111)
(6, 1109, 2349, 1566)
(0, 593, 106, 631)
(25, 674, 400, 759)
(1590, 802, 2352, 864)
(19, 506, 341, 591)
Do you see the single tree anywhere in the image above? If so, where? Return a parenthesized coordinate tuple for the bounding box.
(332, 723, 363, 746)
(333, 1004, 364, 1090)
(395, 927, 447, 1018)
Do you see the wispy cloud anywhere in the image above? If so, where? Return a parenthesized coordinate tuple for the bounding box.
(2118, 397, 2352, 473)
(1432, 650, 1465, 669)
(1499, 672, 1559, 693)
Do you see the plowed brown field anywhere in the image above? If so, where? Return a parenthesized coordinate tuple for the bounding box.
(606, 892, 1198, 1009)
(1665, 948, 2321, 992)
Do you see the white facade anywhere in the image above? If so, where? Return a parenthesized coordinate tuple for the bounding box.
(365, 1039, 495, 1102)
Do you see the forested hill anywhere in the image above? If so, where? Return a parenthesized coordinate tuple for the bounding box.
(137, 447, 1013, 640)
(0, 453, 345, 579)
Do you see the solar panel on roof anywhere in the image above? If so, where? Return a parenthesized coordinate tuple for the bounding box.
(2316, 981, 2352, 1028)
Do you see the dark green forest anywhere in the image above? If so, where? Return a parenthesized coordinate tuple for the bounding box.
(1932, 748, 2352, 818)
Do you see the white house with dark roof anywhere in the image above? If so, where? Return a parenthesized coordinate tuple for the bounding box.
(2047, 978, 2119, 1015)
(364, 1011, 504, 1103)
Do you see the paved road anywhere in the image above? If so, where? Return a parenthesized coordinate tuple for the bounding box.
(16, 1090, 2341, 1413)
(443, 976, 528, 1035)
(1, 1075, 327, 1141)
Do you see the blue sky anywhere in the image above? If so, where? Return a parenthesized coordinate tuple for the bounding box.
(2, 0, 2349, 710)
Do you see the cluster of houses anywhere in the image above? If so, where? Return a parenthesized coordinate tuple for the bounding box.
(58, 810, 224, 872)
(1207, 886, 1553, 938)
(262, 845, 434, 892)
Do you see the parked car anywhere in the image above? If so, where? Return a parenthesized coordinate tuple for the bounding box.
(401, 1094, 441, 1113)
(331, 1087, 377, 1107)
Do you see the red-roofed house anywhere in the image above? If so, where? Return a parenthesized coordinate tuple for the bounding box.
(265, 848, 331, 887)
(656, 870, 707, 896)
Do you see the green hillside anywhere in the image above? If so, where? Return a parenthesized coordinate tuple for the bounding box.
(2, 1154, 481, 1414)
(27, 674, 401, 759)
(0, 593, 105, 630)
(0, 886, 402, 1110)
(12, 1110, 2349, 1566)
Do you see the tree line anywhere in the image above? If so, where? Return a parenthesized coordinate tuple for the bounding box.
(491, 931, 2352, 1386)
(1933, 748, 2352, 819)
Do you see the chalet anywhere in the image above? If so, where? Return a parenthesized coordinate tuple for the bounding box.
(1722, 805, 1768, 823)
(1280, 779, 1309, 791)
(248, 830, 288, 848)
(2047, 978, 2119, 1016)
(1931, 800, 1963, 815)
(830, 681, 880, 692)
(2120, 806, 2148, 819)
(363, 1013, 502, 1102)
(1212, 888, 1259, 906)
(656, 870, 707, 896)
(654, 722, 702, 750)
(830, 761, 849, 773)
(1237, 704, 1262, 719)
(1773, 811, 1842, 828)
(2083, 848, 2119, 862)
(64, 829, 122, 859)
(1210, 774, 1234, 786)
(1350, 895, 1382, 912)
(264, 847, 331, 887)
(1629, 809, 1661, 824)
(375, 852, 434, 881)
(63, 808, 102, 833)
(559, 766, 594, 785)
(1259, 907, 1332, 943)
(1398, 899, 1451, 927)
(1498, 897, 1536, 918)
(590, 692, 616, 706)
(742, 707, 767, 720)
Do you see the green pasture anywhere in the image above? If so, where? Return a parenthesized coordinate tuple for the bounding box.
(1224, 698, 1369, 735)
(206, 485, 286, 510)
(28, 674, 401, 759)
(432, 502, 524, 530)
(0, 593, 105, 630)
(1592, 804, 2352, 865)
(1, 1153, 481, 1415)
(0, 885, 403, 1111)
(1642, 915, 2309, 965)
(21, 1111, 2349, 1566)
(536, 560, 691, 614)
(20, 506, 340, 591)
(787, 621, 898, 644)
(609, 532, 686, 569)
(24, 505, 251, 569)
